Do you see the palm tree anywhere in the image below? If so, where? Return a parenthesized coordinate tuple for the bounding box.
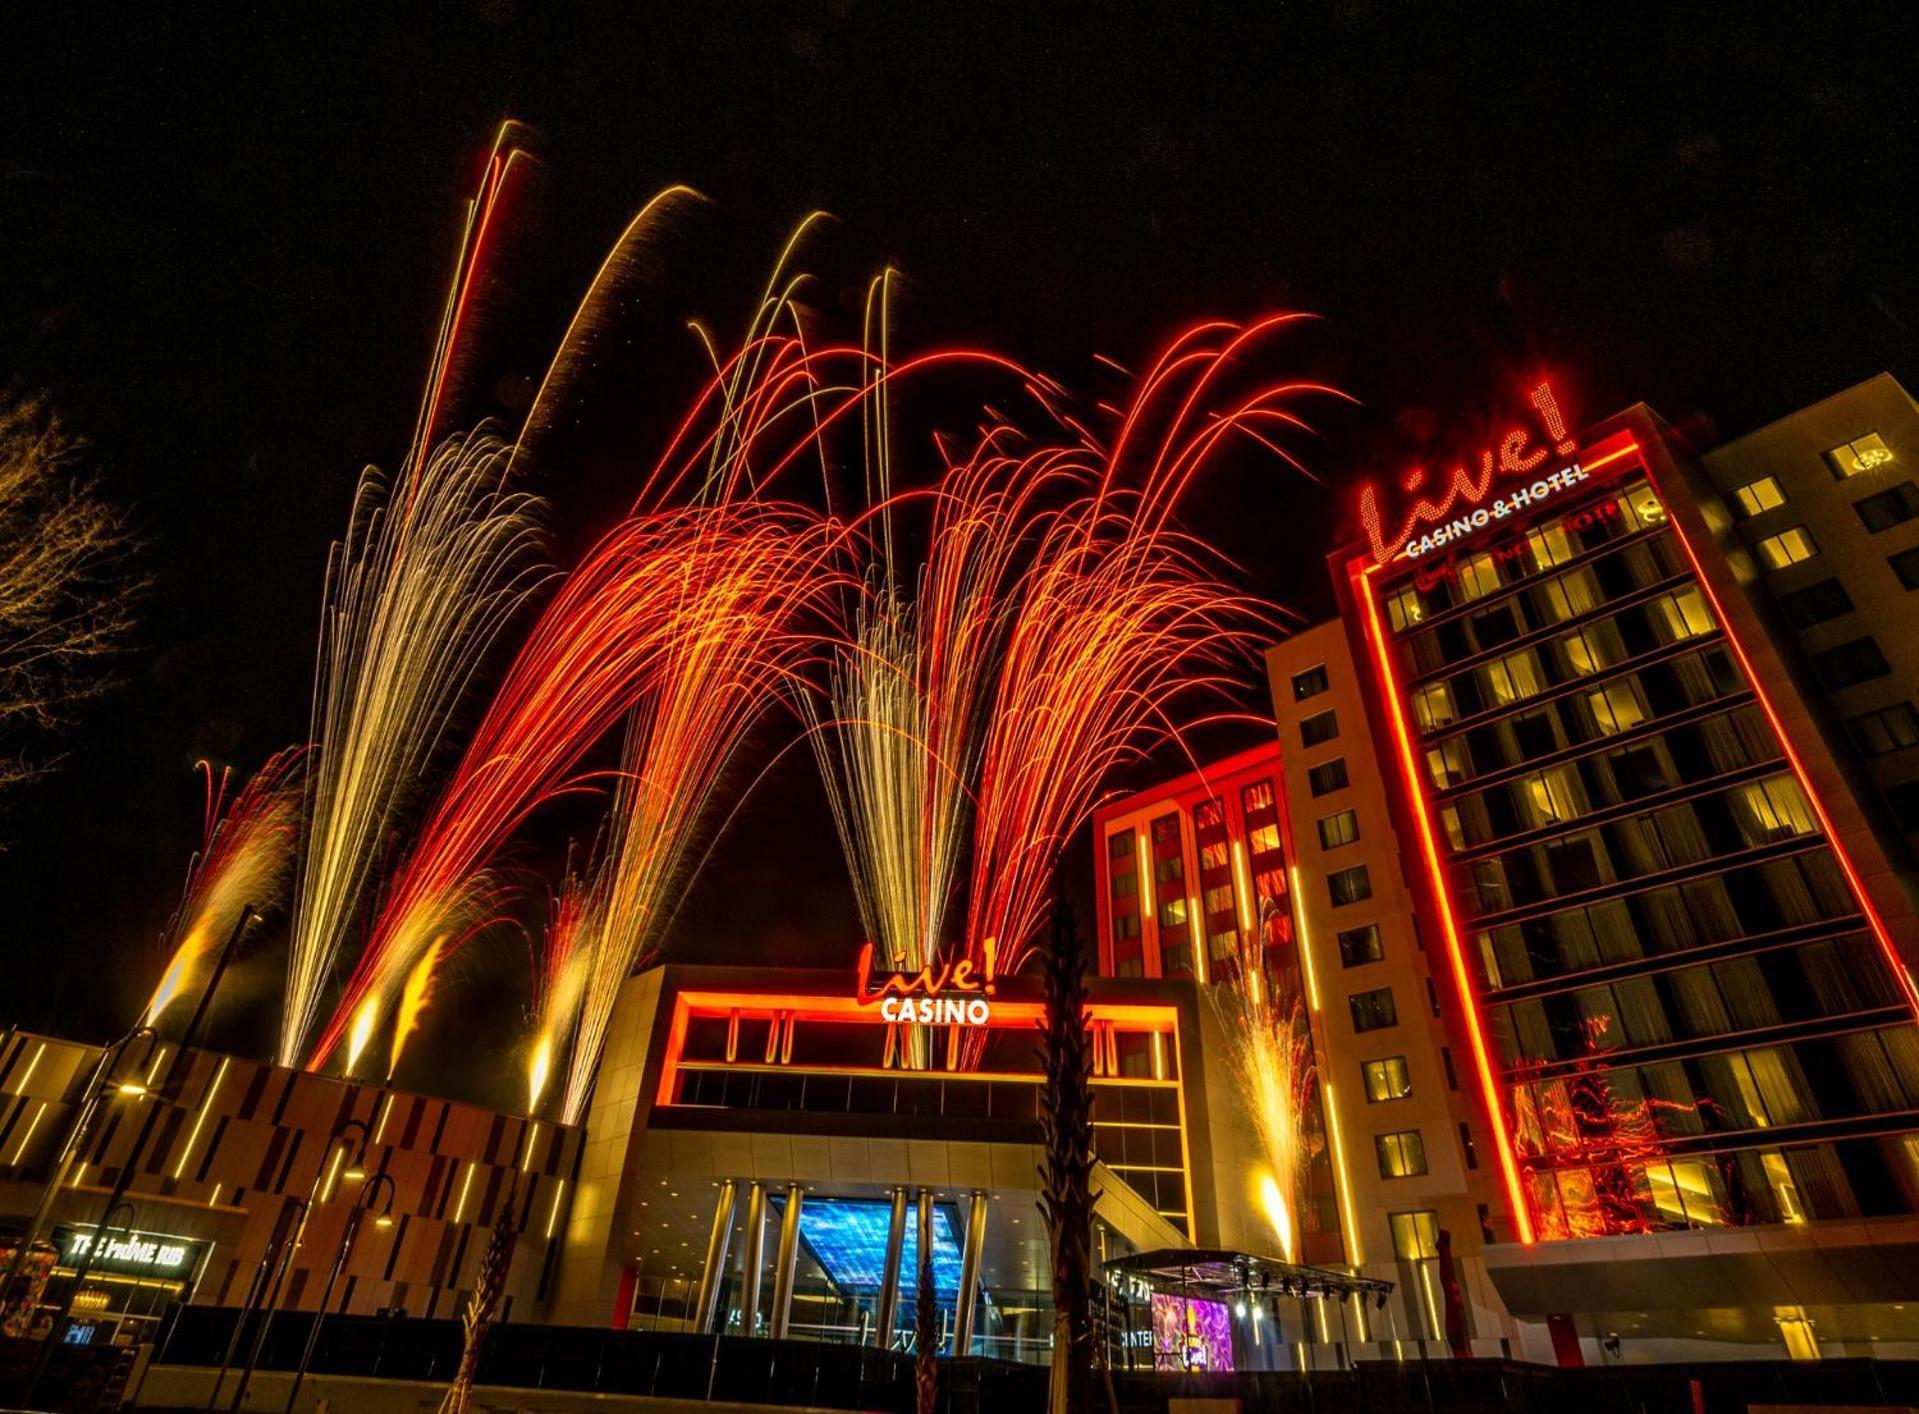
(1039, 902, 1094, 1414)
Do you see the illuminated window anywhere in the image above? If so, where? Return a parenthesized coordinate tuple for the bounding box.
(1308, 758, 1349, 796)
(1731, 476, 1786, 518)
(1349, 986, 1397, 1033)
(1456, 551, 1498, 602)
(1759, 1151, 1807, 1224)
(1247, 823, 1282, 856)
(1375, 1130, 1428, 1179)
(1300, 709, 1339, 747)
(1778, 578, 1854, 628)
(1587, 680, 1647, 737)
(1849, 703, 1919, 757)
(1411, 682, 1455, 732)
(1385, 585, 1425, 633)
(1754, 526, 1819, 570)
(1524, 522, 1576, 570)
(1316, 809, 1360, 850)
(1891, 545, 1919, 590)
(1424, 738, 1468, 790)
(1533, 565, 1600, 624)
(1814, 636, 1891, 689)
(1292, 665, 1330, 701)
(1388, 1209, 1440, 1260)
(1337, 923, 1383, 968)
(1483, 650, 1544, 705)
(1520, 764, 1584, 826)
(1362, 1055, 1412, 1102)
(1730, 773, 1817, 842)
(1649, 585, 1714, 642)
(1854, 481, 1919, 533)
(1557, 628, 1618, 678)
(1328, 864, 1372, 907)
(1826, 432, 1895, 478)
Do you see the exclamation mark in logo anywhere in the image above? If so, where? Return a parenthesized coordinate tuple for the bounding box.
(1532, 382, 1577, 457)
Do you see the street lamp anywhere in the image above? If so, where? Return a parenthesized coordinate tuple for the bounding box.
(285, 1172, 396, 1413)
(0, 1023, 158, 1315)
(213, 1114, 374, 1412)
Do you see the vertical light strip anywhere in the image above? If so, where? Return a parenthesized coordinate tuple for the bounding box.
(1353, 558, 1537, 1244)
(372, 1092, 396, 1145)
(1189, 897, 1208, 985)
(521, 1121, 541, 1172)
(9, 1102, 48, 1167)
(452, 1162, 475, 1223)
(319, 1143, 345, 1203)
(1288, 866, 1323, 1013)
(171, 1056, 230, 1179)
(545, 1178, 567, 1239)
(208, 1181, 223, 1208)
(17, 1042, 47, 1092)
(1321, 1080, 1363, 1266)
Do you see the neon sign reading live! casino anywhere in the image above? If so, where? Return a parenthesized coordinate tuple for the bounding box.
(854, 939, 998, 1025)
(1360, 381, 1584, 564)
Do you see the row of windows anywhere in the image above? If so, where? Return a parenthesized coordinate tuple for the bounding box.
(1472, 848, 1858, 990)
(1508, 1022, 1919, 1148)
(1770, 551, 1919, 612)
(1529, 1135, 1919, 1237)
(1419, 644, 1746, 793)
(1381, 479, 1670, 633)
(1410, 586, 1716, 735)
(1437, 704, 1782, 850)
(1398, 533, 1692, 676)
(1456, 772, 1821, 917)
(1487, 932, 1904, 1069)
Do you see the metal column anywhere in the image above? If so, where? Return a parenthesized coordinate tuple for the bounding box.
(872, 1187, 908, 1347)
(693, 1179, 738, 1334)
(768, 1183, 805, 1339)
(739, 1181, 767, 1336)
(952, 1189, 989, 1357)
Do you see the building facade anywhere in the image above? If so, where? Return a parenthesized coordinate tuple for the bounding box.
(1696, 374, 1919, 894)
(1307, 393, 1919, 1359)
(0, 1030, 579, 1350)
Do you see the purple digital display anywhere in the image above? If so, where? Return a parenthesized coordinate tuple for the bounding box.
(1149, 1292, 1234, 1373)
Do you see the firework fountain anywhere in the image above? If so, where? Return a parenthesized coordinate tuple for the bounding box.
(147, 749, 306, 1028)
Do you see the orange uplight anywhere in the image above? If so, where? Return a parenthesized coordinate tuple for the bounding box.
(1351, 548, 1538, 1244)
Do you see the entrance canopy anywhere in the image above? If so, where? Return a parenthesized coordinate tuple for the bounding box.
(1103, 1248, 1392, 1307)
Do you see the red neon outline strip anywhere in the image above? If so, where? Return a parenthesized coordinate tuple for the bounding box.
(1642, 451, 1919, 1020)
(1352, 557, 1538, 1244)
(654, 991, 1182, 1108)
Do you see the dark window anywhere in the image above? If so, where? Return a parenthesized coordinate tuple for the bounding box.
(1458, 1122, 1479, 1170)
(1815, 637, 1892, 690)
(1888, 782, 1919, 833)
(1328, 864, 1372, 906)
(1308, 758, 1349, 796)
(1292, 665, 1330, 701)
(1317, 809, 1360, 850)
(1301, 709, 1339, 747)
(1891, 546, 1919, 591)
(1853, 481, 1919, 533)
(1375, 1130, 1428, 1178)
(1850, 704, 1919, 757)
(1337, 923, 1384, 968)
(1349, 986, 1398, 1033)
(1777, 577, 1854, 629)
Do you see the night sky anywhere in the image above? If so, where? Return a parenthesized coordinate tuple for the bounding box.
(3, 3, 1914, 1099)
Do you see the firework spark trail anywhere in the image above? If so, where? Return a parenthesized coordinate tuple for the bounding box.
(528, 865, 597, 1112)
(960, 318, 1346, 979)
(308, 500, 847, 1073)
(1208, 920, 1318, 1261)
(548, 516, 841, 1123)
(282, 430, 548, 1066)
(146, 748, 306, 1028)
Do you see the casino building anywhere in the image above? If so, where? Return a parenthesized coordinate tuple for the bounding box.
(1245, 386, 1919, 1361)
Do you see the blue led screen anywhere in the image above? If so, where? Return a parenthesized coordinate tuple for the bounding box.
(771, 1196, 963, 1297)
